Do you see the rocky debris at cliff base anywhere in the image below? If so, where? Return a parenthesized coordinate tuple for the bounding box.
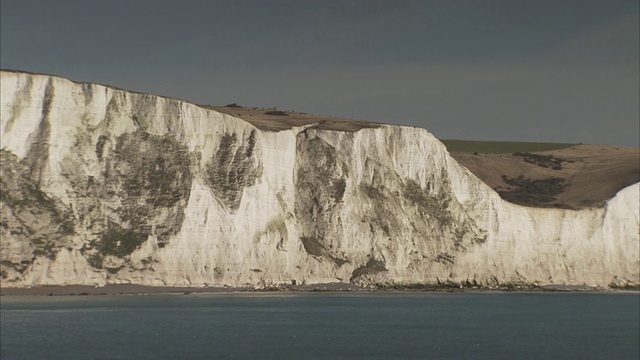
(3, 281, 637, 297)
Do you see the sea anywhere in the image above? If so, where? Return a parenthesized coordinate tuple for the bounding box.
(1, 292, 638, 360)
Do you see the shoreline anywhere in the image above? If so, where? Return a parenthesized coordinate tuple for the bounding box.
(1, 283, 638, 297)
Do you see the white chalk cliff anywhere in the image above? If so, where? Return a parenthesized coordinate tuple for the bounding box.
(1, 71, 638, 288)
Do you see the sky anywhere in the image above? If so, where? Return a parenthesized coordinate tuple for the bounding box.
(1, 0, 639, 147)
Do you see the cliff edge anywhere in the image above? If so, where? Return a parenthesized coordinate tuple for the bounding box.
(1, 71, 638, 288)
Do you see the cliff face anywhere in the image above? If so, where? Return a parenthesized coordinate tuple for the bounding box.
(1, 71, 638, 288)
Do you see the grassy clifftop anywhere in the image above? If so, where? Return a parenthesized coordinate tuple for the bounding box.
(443, 141, 639, 209)
(441, 140, 577, 154)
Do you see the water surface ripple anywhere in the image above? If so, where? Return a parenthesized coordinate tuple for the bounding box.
(1, 293, 638, 359)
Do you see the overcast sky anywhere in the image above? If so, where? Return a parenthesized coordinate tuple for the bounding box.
(2, 0, 638, 146)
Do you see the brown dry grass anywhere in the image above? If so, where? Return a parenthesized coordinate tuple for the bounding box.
(205, 106, 381, 132)
(449, 144, 639, 209)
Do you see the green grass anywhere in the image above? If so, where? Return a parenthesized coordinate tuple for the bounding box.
(441, 140, 578, 154)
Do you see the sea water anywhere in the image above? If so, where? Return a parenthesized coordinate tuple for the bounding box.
(1, 293, 638, 359)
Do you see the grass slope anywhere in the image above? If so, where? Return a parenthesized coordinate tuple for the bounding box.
(441, 140, 578, 154)
(447, 144, 639, 209)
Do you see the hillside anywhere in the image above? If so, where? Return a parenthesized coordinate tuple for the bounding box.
(442, 141, 639, 209)
(1, 70, 638, 289)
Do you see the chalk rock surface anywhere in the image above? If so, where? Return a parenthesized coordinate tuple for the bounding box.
(1, 71, 638, 288)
